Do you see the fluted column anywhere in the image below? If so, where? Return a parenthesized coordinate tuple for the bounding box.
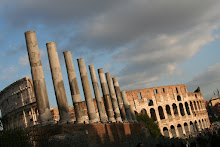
(46, 42, 72, 123)
(106, 73, 122, 122)
(98, 69, 115, 122)
(89, 65, 107, 123)
(112, 77, 127, 122)
(77, 58, 98, 123)
(121, 91, 133, 122)
(24, 31, 53, 124)
(63, 51, 84, 123)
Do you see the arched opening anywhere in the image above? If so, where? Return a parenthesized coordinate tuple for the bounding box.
(190, 121, 195, 133)
(199, 120, 203, 130)
(204, 119, 207, 128)
(177, 124, 184, 137)
(185, 102, 191, 115)
(166, 105, 172, 116)
(150, 108, 157, 121)
(163, 127, 169, 137)
(197, 101, 200, 110)
(141, 109, 147, 114)
(202, 119, 205, 129)
(172, 104, 179, 116)
(194, 101, 197, 110)
(158, 106, 165, 119)
(184, 123, 189, 136)
(195, 121, 199, 132)
(148, 100, 154, 106)
(190, 101, 194, 111)
(134, 111, 138, 115)
(179, 103, 185, 116)
(170, 125, 177, 138)
(177, 95, 181, 101)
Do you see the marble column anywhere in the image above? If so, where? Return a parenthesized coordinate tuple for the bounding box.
(63, 51, 84, 123)
(77, 58, 98, 123)
(112, 77, 127, 122)
(46, 42, 72, 123)
(98, 68, 115, 122)
(121, 91, 133, 122)
(89, 65, 107, 123)
(24, 30, 53, 124)
(106, 73, 122, 122)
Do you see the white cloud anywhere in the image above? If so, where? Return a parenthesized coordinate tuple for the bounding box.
(0, 66, 17, 80)
(18, 54, 29, 66)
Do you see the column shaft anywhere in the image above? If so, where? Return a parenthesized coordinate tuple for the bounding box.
(121, 91, 133, 122)
(46, 42, 72, 123)
(98, 68, 115, 122)
(24, 31, 53, 124)
(106, 73, 122, 122)
(112, 77, 127, 122)
(63, 51, 84, 123)
(77, 58, 98, 123)
(89, 65, 107, 122)
(129, 105, 138, 122)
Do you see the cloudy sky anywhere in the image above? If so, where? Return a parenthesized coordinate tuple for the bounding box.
(0, 0, 220, 107)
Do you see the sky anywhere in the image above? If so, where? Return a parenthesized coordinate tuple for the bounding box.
(0, 0, 220, 108)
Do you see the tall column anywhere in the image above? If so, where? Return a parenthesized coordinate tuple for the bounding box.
(106, 72, 122, 122)
(46, 42, 72, 123)
(24, 31, 53, 124)
(63, 51, 85, 123)
(98, 69, 115, 122)
(112, 77, 127, 122)
(121, 91, 133, 122)
(129, 105, 138, 122)
(77, 58, 98, 123)
(89, 65, 107, 123)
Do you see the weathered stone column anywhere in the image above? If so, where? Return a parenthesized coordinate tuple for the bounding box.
(46, 42, 72, 123)
(106, 73, 122, 122)
(77, 58, 98, 123)
(112, 77, 127, 122)
(121, 91, 133, 122)
(129, 105, 138, 122)
(63, 51, 85, 123)
(89, 65, 107, 123)
(24, 31, 53, 124)
(98, 69, 115, 122)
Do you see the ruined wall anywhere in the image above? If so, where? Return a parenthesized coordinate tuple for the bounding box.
(126, 84, 210, 138)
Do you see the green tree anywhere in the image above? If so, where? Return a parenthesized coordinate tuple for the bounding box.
(136, 113, 161, 138)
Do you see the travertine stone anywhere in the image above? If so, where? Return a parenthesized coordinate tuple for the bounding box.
(106, 73, 122, 122)
(89, 65, 107, 123)
(46, 42, 72, 123)
(129, 105, 138, 122)
(24, 31, 53, 125)
(77, 58, 98, 123)
(113, 77, 127, 122)
(98, 69, 115, 122)
(121, 91, 133, 122)
(63, 51, 85, 123)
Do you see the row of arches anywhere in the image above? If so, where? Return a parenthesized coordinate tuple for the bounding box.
(190, 100, 205, 112)
(163, 119, 208, 138)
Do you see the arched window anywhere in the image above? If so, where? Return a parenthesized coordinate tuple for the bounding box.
(177, 95, 181, 101)
(172, 104, 179, 116)
(179, 103, 185, 116)
(177, 124, 184, 137)
(195, 121, 199, 132)
(184, 123, 189, 136)
(158, 106, 165, 119)
(150, 108, 157, 121)
(163, 127, 169, 137)
(166, 105, 172, 116)
(134, 111, 138, 115)
(199, 120, 203, 130)
(148, 100, 154, 106)
(185, 102, 191, 115)
(190, 101, 194, 111)
(190, 121, 195, 133)
(194, 101, 197, 110)
(141, 109, 147, 114)
(197, 101, 200, 110)
(170, 125, 177, 138)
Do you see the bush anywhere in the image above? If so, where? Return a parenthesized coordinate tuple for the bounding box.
(136, 113, 161, 138)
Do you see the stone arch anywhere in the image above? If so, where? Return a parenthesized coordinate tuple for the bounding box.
(190, 101, 194, 111)
(163, 127, 169, 137)
(134, 111, 138, 115)
(177, 95, 181, 101)
(194, 101, 197, 110)
(172, 103, 179, 116)
(166, 105, 172, 116)
(150, 108, 157, 121)
(185, 102, 191, 115)
(177, 124, 184, 137)
(199, 120, 203, 130)
(190, 121, 195, 133)
(141, 109, 147, 114)
(148, 100, 154, 106)
(184, 123, 190, 136)
(179, 103, 185, 116)
(195, 121, 199, 132)
(170, 125, 177, 138)
(197, 101, 201, 110)
(158, 106, 165, 119)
